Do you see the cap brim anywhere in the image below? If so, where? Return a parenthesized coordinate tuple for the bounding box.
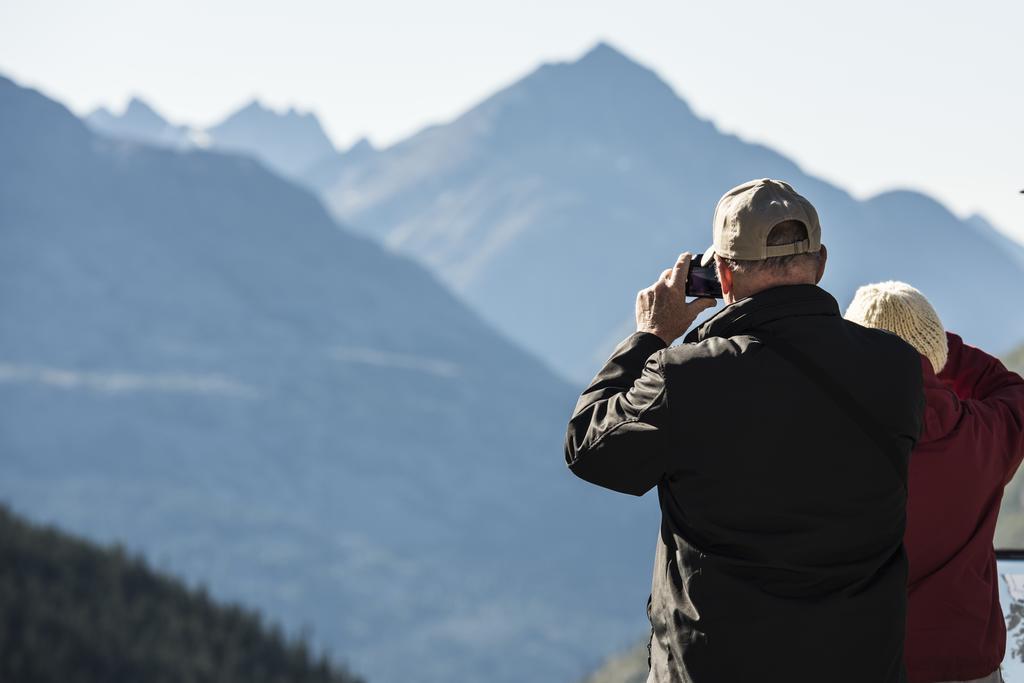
(700, 245, 717, 267)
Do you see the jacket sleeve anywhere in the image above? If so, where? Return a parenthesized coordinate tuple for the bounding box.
(564, 331, 672, 497)
(938, 332, 1024, 484)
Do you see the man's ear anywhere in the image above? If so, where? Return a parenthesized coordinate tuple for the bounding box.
(716, 256, 734, 296)
(814, 244, 828, 284)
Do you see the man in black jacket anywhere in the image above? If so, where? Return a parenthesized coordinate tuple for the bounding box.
(564, 179, 925, 682)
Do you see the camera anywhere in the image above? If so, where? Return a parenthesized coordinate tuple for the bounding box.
(685, 254, 723, 299)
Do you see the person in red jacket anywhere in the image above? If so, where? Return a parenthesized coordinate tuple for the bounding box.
(846, 280, 1024, 683)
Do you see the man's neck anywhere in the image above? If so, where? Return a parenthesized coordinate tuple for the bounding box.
(726, 276, 817, 304)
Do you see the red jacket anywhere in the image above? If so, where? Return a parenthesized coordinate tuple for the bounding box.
(905, 332, 1024, 682)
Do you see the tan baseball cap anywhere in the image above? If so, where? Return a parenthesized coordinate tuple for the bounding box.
(701, 178, 822, 266)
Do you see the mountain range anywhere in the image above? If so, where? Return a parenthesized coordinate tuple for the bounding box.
(87, 45, 1024, 383)
(0, 74, 658, 683)
(299, 42, 1024, 383)
(87, 97, 197, 149)
(12, 40, 1024, 683)
(86, 97, 344, 182)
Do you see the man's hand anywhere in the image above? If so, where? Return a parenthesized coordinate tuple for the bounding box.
(636, 252, 717, 345)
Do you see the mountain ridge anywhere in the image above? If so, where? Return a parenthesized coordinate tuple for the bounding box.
(207, 98, 337, 177)
(85, 93, 338, 181)
(86, 95, 194, 148)
(302, 41, 1024, 382)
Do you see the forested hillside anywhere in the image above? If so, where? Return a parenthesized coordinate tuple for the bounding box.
(1008, 343, 1024, 374)
(0, 503, 363, 683)
(995, 341, 1024, 547)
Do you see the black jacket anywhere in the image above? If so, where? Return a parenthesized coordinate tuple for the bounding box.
(564, 284, 925, 683)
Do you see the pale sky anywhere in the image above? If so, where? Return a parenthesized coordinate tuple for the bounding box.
(2, 0, 1021, 241)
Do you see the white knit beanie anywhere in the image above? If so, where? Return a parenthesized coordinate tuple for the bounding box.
(844, 281, 948, 374)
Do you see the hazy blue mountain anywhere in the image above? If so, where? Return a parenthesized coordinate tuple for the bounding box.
(86, 97, 195, 148)
(86, 98, 339, 182)
(305, 41, 1024, 383)
(205, 99, 338, 179)
(0, 74, 659, 683)
(969, 213, 1024, 270)
(303, 137, 377, 192)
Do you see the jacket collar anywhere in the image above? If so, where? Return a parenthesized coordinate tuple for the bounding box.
(684, 284, 841, 343)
